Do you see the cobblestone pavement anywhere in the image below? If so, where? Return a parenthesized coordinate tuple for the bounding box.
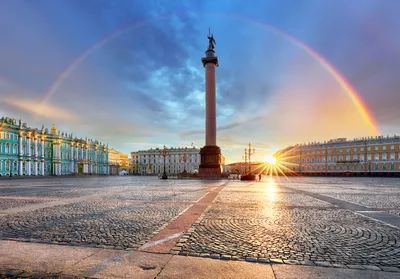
(0, 198, 49, 210)
(176, 177, 400, 270)
(1, 176, 400, 273)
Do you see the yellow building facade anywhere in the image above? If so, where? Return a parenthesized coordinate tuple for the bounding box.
(275, 136, 400, 176)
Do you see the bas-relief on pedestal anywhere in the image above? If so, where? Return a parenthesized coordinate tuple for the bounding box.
(198, 30, 223, 178)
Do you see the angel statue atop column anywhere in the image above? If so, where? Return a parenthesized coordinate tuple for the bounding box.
(207, 28, 216, 50)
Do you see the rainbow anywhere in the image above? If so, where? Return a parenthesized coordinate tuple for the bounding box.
(42, 12, 380, 136)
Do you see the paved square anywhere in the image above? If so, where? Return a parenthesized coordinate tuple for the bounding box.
(0, 176, 400, 271)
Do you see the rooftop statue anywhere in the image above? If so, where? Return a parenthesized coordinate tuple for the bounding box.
(207, 28, 216, 50)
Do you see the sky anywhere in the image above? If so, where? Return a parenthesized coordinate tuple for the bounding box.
(0, 0, 399, 163)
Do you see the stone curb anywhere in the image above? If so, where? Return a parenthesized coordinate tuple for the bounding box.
(171, 254, 400, 272)
(0, 268, 99, 279)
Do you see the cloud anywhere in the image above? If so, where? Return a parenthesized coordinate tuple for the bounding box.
(0, 98, 76, 122)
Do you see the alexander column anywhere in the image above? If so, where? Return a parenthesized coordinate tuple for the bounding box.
(199, 29, 222, 178)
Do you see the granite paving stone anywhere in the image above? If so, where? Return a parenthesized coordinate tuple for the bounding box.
(1, 176, 400, 273)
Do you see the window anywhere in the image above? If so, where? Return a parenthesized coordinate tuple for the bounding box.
(360, 147, 364, 152)
(383, 146, 387, 151)
(340, 148, 343, 153)
(382, 153, 387, 161)
(346, 148, 350, 152)
(374, 146, 379, 151)
(6, 160, 10, 171)
(0, 142, 2, 154)
(368, 147, 371, 151)
(391, 164, 394, 170)
(13, 144, 17, 155)
(5, 133, 9, 140)
(391, 145, 395, 150)
(6, 143, 10, 154)
(367, 154, 372, 160)
(375, 164, 379, 170)
(360, 154, 365, 161)
(353, 154, 358, 160)
(374, 153, 379, 160)
(354, 148, 357, 152)
(346, 155, 350, 160)
(390, 152, 395, 160)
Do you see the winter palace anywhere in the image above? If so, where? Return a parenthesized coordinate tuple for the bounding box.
(0, 117, 109, 176)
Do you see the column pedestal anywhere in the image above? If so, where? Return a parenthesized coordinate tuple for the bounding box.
(198, 146, 222, 178)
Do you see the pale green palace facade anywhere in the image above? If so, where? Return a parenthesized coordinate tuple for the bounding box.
(0, 117, 109, 176)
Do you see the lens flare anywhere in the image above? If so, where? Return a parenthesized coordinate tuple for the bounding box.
(264, 155, 277, 165)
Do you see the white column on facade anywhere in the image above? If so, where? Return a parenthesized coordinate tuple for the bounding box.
(27, 137, 31, 156)
(87, 148, 89, 173)
(18, 160, 23, 176)
(40, 139, 45, 175)
(17, 133, 23, 176)
(34, 160, 38, 175)
(94, 150, 97, 174)
(18, 133, 23, 155)
(40, 160, 44, 175)
(41, 140, 45, 157)
(71, 145, 74, 173)
(27, 160, 31, 176)
(34, 138, 38, 158)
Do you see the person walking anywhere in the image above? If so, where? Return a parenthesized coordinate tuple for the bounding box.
(258, 173, 262, 182)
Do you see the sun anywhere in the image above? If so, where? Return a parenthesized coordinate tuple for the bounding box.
(264, 155, 277, 165)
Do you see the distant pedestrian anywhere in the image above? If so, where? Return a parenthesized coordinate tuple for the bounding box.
(258, 173, 262, 182)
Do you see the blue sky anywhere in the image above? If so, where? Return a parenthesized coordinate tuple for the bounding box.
(0, 0, 399, 163)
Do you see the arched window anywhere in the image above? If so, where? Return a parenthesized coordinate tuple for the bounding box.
(0, 142, 2, 154)
(6, 160, 10, 171)
(5, 143, 10, 154)
(13, 144, 17, 154)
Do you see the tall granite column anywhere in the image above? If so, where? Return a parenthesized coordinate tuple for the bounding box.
(199, 30, 222, 178)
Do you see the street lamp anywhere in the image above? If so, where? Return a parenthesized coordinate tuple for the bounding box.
(180, 153, 188, 174)
(242, 154, 247, 174)
(241, 143, 256, 181)
(245, 143, 255, 174)
(160, 145, 168, 179)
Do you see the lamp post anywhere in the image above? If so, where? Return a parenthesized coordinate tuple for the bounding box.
(160, 145, 168, 179)
(182, 153, 187, 173)
(245, 143, 255, 174)
(242, 154, 247, 174)
(368, 160, 371, 176)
